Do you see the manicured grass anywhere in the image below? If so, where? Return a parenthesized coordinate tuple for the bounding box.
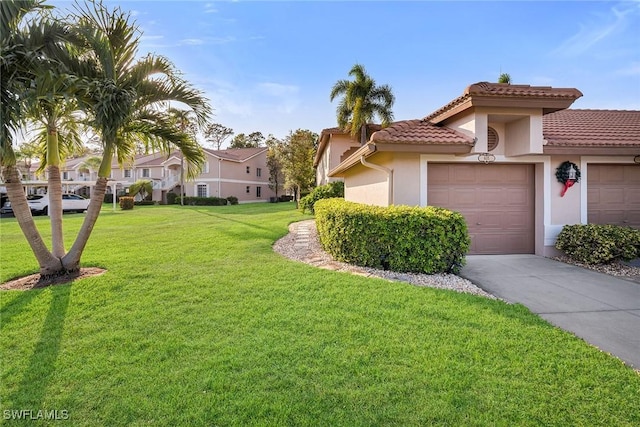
(1, 203, 639, 426)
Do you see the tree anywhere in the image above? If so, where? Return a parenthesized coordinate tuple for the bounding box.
(330, 63, 395, 144)
(1, 0, 80, 275)
(168, 108, 200, 206)
(2, 0, 211, 279)
(498, 73, 512, 84)
(128, 179, 152, 201)
(280, 129, 317, 206)
(58, 0, 211, 275)
(229, 131, 265, 148)
(204, 122, 233, 150)
(265, 135, 284, 199)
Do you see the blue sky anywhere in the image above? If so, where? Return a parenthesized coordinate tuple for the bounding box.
(53, 0, 640, 145)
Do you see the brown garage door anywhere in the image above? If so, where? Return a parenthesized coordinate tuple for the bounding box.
(588, 164, 640, 228)
(428, 163, 535, 254)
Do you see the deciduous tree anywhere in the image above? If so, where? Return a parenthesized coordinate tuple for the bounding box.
(280, 129, 317, 206)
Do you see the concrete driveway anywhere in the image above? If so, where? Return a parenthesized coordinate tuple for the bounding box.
(460, 255, 640, 370)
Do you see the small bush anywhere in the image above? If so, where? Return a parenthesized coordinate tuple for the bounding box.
(555, 224, 640, 264)
(278, 195, 294, 202)
(314, 199, 470, 274)
(183, 196, 228, 206)
(300, 181, 345, 214)
(134, 200, 155, 206)
(226, 196, 239, 205)
(166, 193, 178, 205)
(119, 196, 134, 210)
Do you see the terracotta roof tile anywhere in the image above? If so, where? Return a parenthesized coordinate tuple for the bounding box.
(425, 82, 583, 122)
(371, 119, 475, 145)
(543, 109, 640, 147)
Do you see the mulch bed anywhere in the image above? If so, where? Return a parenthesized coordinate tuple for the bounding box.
(0, 267, 107, 291)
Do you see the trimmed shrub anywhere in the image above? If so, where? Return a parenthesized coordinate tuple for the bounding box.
(119, 196, 134, 210)
(226, 196, 239, 205)
(314, 199, 470, 274)
(300, 181, 345, 214)
(183, 196, 228, 206)
(166, 192, 178, 205)
(555, 224, 640, 264)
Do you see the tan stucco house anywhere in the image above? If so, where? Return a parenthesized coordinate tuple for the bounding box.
(317, 82, 640, 256)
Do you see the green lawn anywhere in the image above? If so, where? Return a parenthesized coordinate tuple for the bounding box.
(1, 203, 639, 426)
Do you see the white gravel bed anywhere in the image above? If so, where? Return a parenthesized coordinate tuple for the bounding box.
(273, 220, 498, 299)
(552, 256, 640, 277)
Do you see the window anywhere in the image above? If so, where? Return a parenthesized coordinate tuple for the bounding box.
(197, 184, 207, 197)
(246, 186, 250, 193)
(62, 171, 69, 180)
(246, 166, 250, 174)
(204, 162, 210, 174)
(256, 186, 261, 198)
(142, 168, 150, 178)
(124, 169, 131, 178)
(256, 168, 262, 177)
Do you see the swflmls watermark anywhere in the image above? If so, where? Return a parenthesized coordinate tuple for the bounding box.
(3, 409, 69, 421)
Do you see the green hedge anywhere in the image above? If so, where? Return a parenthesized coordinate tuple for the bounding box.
(299, 181, 344, 214)
(226, 196, 239, 205)
(314, 199, 470, 274)
(183, 196, 228, 206)
(555, 224, 640, 264)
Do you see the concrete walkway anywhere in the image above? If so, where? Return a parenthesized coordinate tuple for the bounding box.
(460, 255, 640, 370)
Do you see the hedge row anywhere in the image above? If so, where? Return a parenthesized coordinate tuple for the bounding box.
(166, 196, 239, 206)
(314, 199, 470, 274)
(556, 224, 640, 264)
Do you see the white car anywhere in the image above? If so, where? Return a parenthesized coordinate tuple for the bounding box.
(21, 193, 91, 215)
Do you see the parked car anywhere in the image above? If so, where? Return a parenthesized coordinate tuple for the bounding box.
(1, 193, 90, 215)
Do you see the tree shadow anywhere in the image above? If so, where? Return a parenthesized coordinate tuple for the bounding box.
(6, 284, 71, 410)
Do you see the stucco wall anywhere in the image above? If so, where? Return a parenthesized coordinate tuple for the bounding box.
(550, 156, 582, 225)
(343, 161, 389, 207)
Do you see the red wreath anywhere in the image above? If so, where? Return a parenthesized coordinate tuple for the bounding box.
(555, 161, 581, 197)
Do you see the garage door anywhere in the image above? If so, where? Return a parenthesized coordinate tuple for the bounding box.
(428, 164, 535, 254)
(588, 164, 640, 228)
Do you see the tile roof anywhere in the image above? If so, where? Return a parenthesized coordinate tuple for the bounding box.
(371, 119, 475, 145)
(202, 147, 267, 161)
(425, 82, 583, 122)
(543, 109, 640, 147)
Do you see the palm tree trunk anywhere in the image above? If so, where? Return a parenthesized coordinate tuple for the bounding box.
(47, 123, 65, 258)
(61, 175, 108, 272)
(61, 147, 113, 272)
(2, 164, 61, 275)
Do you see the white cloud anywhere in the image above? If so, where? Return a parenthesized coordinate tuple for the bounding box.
(181, 38, 205, 46)
(616, 62, 640, 76)
(553, 2, 639, 57)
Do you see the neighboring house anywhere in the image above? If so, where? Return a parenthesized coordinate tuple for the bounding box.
(314, 124, 381, 186)
(18, 147, 276, 204)
(324, 82, 640, 256)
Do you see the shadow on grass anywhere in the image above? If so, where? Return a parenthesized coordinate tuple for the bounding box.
(0, 288, 41, 331)
(6, 284, 71, 410)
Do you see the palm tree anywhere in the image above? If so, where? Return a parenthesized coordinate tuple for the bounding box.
(498, 73, 512, 84)
(168, 108, 199, 206)
(58, 0, 211, 273)
(329, 63, 395, 144)
(1, 0, 77, 275)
